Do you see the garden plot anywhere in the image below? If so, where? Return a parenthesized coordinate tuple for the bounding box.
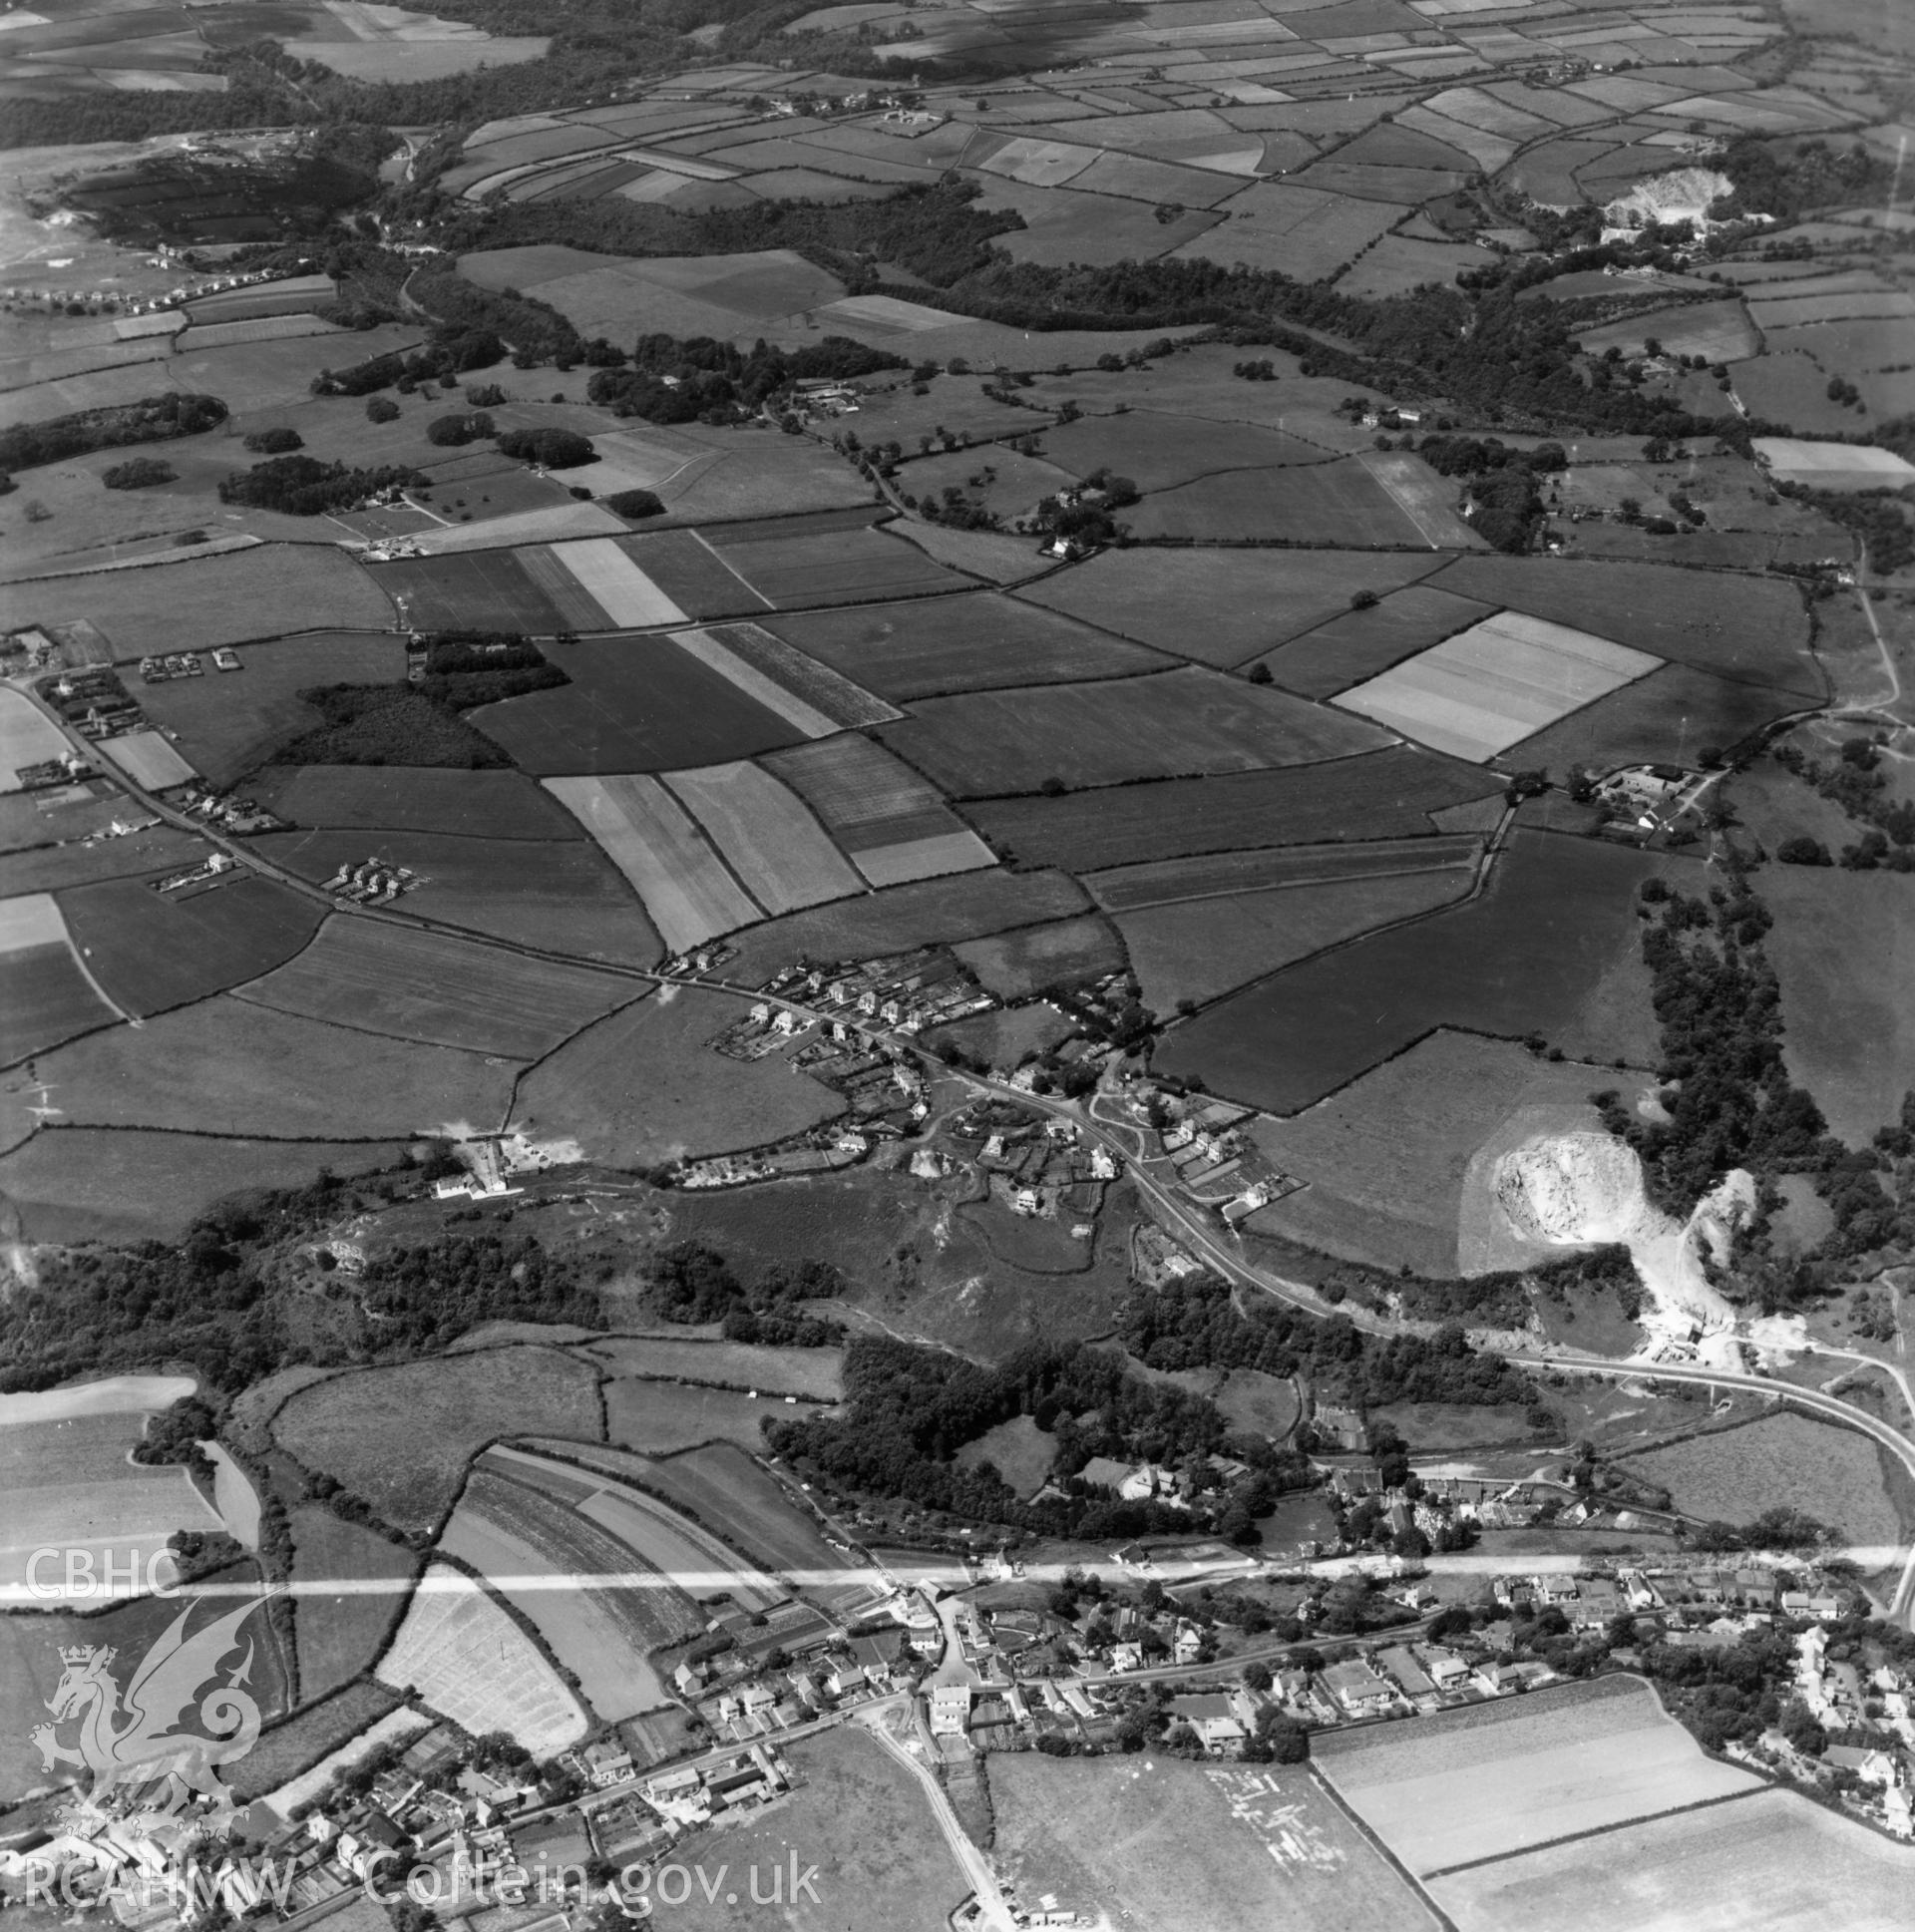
(375, 1561, 586, 1754)
(545, 774, 761, 954)
(762, 734, 995, 885)
(664, 761, 864, 915)
(1332, 610, 1661, 762)
(1315, 1676, 1758, 1879)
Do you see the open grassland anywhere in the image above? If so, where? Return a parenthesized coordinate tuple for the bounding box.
(928, 1000, 1074, 1069)
(249, 764, 585, 839)
(1758, 866, 1915, 1146)
(964, 751, 1500, 873)
(253, 827, 661, 965)
(441, 1469, 684, 1718)
(706, 521, 961, 608)
(272, 1348, 602, 1535)
(1021, 547, 1445, 668)
(1624, 1410, 1901, 1544)
(990, 1753, 1431, 1932)
(1129, 454, 1468, 548)
(1214, 1369, 1301, 1438)
(723, 866, 1086, 983)
(764, 593, 1165, 698)
(953, 914, 1122, 998)
(59, 872, 323, 1017)
(134, 634, 406, 786)
(1498, 660, 1809, 779)
(1260, 584, 1498, 698)
(511, 985, 844, 1165)
(234, 917, 633, 1059)
(35, 995, 518, 1139)
(1119, 868, 1473, 1016)
(1315, 1676, 1757, 1878)
(546, 773, 762, 954)
(604, 1378, 797, 1456)
(0, 1129, 408, 1245)
(1090, 835, 1479, 912)
(663, 1729, 971, 1932)
(0, 937, 117, 1065)
(956, 1414, 1055, 1495)
(1430, 555, 1820, 694)
(583, 1337, 843, 1400)
(471, 634, 806, 775)
(1039, 411, 1325, 492)
(375, 1560, 586, 1754)
(288, 1505, 418, 1704)
(877, 667, 1387, 797)
(10, 547, 392, 658)
(1428, 1786, 1915, 1932)
(1156, 831, 1663, 1114)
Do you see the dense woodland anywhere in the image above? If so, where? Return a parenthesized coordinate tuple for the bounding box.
(217, 453, 424, 516)
(645, 1241, 846, 1347)
(0, 393, 226, 476)
(586, 334, 906, 423)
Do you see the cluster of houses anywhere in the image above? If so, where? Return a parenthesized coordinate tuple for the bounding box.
(35, 668, 150, 747)
(1776, 1627, 1915, 1834)
(1154, 1094, 1298, 1223)
(757, 949, 999, 1040)
(180, 786, 286, 836)
(946, 1102, 1118, 1221)
(321, 856, 422, 906)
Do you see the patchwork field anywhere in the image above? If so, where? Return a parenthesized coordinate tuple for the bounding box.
(1259, 584, 1497, 699)
(271, 1347, 602, 1534)
(545, 773, 763, 952)
(1156, 831, 1661, 1113)
(990, 1753, 1430, 1932)
(664, 760, 865, 914)
(375, 1560, 586, 1754)
(511, 984, 844, 1164)
(1332, 610, 1662, 762)
(879, 667, 1387, 797)
(1315, 1676, 1757, 1878)
(762, 732, 997, 884)
(234, 915, 634, 1057)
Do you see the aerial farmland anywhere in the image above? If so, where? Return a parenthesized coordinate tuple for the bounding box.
(4, 2, 1915, 1926)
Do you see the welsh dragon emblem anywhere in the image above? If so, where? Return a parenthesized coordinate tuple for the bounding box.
(33, 1597, 264, 1829)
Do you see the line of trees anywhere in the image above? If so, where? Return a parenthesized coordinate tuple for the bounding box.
(0, 393, 226, 475)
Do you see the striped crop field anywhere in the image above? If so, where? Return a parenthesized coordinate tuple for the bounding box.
(663, 762, 864, 915)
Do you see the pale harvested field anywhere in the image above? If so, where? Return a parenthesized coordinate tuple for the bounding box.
(551, 538, 687, 627)
(1625, 1409, 1901, 1544)
(546, 773, 761, 954)
(1334, 611, 1660, 762)
(374, 1560, 587, 1753)
(665, 761, 864, 914)
(1314, 1676, 1757, 1877)
(673, 625, 842, 736)
(1431, 1787, 1914, 1932)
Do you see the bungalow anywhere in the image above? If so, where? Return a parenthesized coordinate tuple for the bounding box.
(1321, 1660, 1396, 1719)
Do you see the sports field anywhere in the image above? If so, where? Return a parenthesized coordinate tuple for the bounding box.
(545, 774, 763, 953)
(1315, 1677, 1757, 1878)
(512, 985, 845, 1164)
(1332, 611, 1661, 762)
(233, 916, 633, 1057)
(375, 1561, 587, 1754)
(762, 733, 997, 883)
(990, 1753, 1429, 1932)
(60, 871, 324, 1016)
(1156, 830, 1658, 1112)
(963, 750, 1501, 872)
(664, 762, 865, 914)
(765, 594, 1165, 698)
(878, 667, 1387, 796)
(469, 634, 807, 774)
